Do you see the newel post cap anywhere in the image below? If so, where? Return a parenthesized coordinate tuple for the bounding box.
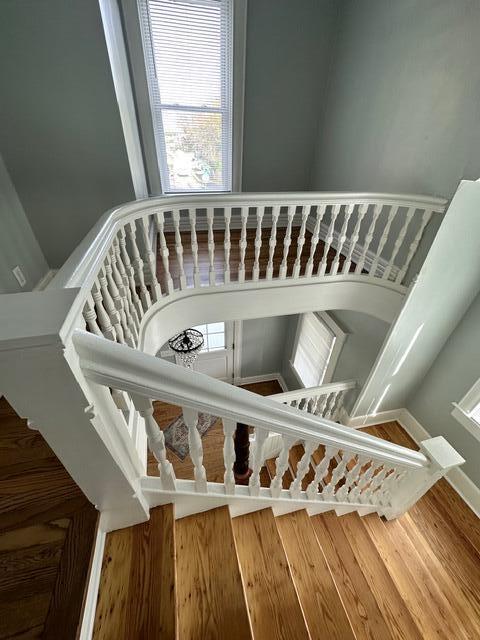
(420, 436, 465, 471)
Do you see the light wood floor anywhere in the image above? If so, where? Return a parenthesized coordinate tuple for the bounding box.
(0, 398, 98, 640)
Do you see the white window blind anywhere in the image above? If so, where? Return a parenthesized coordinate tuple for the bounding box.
(293, 313, 336, 388)
(138, 0, 233, 193)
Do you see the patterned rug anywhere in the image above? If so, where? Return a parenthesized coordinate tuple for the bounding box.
(163, 412, 218, 461)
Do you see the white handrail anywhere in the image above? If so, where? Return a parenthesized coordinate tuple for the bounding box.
(72, 329, 428, 469)
(270, 380, 357, 403)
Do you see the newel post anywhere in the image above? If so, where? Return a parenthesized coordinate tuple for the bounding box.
(384, 436, 465, 520)
(233, 422, 252, 485)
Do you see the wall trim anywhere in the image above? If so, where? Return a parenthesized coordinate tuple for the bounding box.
(235, 372, 288, 393)
(34, 269, 58, 291)
(346, 408, 480, 518)
(79, 521, 106, 640)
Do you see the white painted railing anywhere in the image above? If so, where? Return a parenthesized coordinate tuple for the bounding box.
(270, 380, 357, 421)
(72, 329, 462, 520)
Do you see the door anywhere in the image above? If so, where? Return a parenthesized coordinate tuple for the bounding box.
(190, 321, 234, 382)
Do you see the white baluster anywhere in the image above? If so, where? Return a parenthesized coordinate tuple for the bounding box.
(361, 463, 388, 504)
(248, 427, 268, 496)
(323, 392, 338, 420)
(349, 459, 376, 503)
(104, 252, 135, 347)
(355, 204, 383, 275)
(314, 393, 329, 417)
(335, 455, 364, 501)
(395, 208, 433, 285)
(171, 210, 187, 289)
(91, 281, 116, 341)
(238, 207, 248, 283)
(382, 207, 413, 281)
(331, 204, 355, 275)
(223, 207, 232, 284)
(292, 205, 310, 278)
(342, 203, 368, 274)
(206, 207, 216, 286)
(133, 397, 176, 491)
(266, 206, 280, 280)
(183, 407, 208, 493)
(140, 217, 162, 301)
(127, 221, 151, 310)
(318, 205, 340, 276)
(370, 205, 398, 277)
(322, 453, 349, 499)
(222, 418, 236, 494)
(270, 435, 295, 498)
(252, 207, 264, 281)
(98, 269, 125, 343)
(118, 227, 144, 321)
(83, 293, 103, 337)
(155, 211, 174, 294)
(189, 209, 201, 288)
(112, 238, 140, 339)
(306, 446, 336, 499)
(378, 467, 407, 506)
(305, 204, 326, 277)
(290, 440, 316, 499)
(279, 206, 295, 279)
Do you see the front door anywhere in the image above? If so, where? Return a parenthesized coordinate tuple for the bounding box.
(190, 321, 234, 382)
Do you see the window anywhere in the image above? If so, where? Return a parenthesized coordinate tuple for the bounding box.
(452, 378, 480, 442)
(291, 312, 347, 388)
(138, 0, 233, 193)
(193, 322, 226, 352)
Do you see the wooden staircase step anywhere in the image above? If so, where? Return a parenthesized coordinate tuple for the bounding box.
(93, 504, 176, 640)
(276, 509, 355, 640)
(265, 457, 293, 489)
(232, 508, 309, 640)
(176, 505, 251, 640)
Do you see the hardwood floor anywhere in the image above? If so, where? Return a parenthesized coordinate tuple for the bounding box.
(0, 398, 98, 639)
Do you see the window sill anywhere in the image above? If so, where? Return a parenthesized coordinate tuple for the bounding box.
(451, 403, 480, 443)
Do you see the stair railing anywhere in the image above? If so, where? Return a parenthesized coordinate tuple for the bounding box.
(72, 329, 463, 520)
(269, 379, 357, 421)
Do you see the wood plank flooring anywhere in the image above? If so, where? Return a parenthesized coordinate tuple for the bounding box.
(0, 398, 98, 640)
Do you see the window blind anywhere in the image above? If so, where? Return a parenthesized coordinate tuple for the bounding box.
(138, 0, 233, 193)
(293, 313, 336, 388)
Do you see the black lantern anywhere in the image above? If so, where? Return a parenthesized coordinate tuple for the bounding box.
(168, 328, 204, 368)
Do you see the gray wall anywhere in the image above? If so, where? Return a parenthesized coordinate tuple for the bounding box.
(240, 316, 291, 379)
(312, 0, 480, 199)
(242, 0, 338, 191)
(407, 292, 480, 487)
(0, 153, 49, 293)
(0, 0, 135, 268)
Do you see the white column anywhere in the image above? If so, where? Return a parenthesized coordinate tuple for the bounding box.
(318, 205, 340, 276)
(252, 207, 264, 281)
(172, 210, 187, 289)
(223, 207, 232, 285)
(290, 440, 316, 499)
(305, 204, 326, 277)
(279, 206, 295, 279)
(266, 205, 280, 280)
(292, 205, 310, 279)
(183, 407, 208, 493)
(355, 203, 383, 275)
(342, 203, 368, 274)
(270, 435, 295, 497)
(222, 418, 236, 494)
(155, 211, 174, 294)
(248, 427, 268, 496)
(206, 207, 216, 286)
(238, 207, 249, 283)
(330, 204, 354, 275)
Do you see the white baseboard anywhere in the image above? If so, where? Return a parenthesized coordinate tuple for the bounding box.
(235, 372, 288, 393)
(79, 520, 106, 640)
(346, 408, 480, 518)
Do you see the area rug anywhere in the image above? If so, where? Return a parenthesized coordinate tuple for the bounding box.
(164, 412, 218, 461)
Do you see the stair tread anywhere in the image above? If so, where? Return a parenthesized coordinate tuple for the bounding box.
(276, 509, 355, 640)
(176, 505, 252, 640)
(93, 504, 176, 640)
(232, 508, 309, 640)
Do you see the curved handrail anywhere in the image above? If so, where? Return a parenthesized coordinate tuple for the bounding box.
(72, 329, 428, 469)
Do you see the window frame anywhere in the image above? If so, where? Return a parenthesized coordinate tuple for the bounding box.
(451, 378, 480, 443)
(193, 322, 227, 353)
(118, 0, 246, 195)
(290, 312, 347, 389)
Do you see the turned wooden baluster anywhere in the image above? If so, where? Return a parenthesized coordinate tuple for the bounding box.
(238, 207, 248, 283)
(314, 393, 329, 417)
(118, 227, 144, 321)
(370, 205, 398, 277)
(349, 459, 377, 502)
(279, 206, 295, 279)
(324, 392, 339, 420)
(171, 210, 187, 289)
(222, 418, 236, 494)
(331, 204, 355, 275)
(91, 281, 116, 341)
(335, 454, 365, 501)
(290, 440, 316, 498)
(98, 268, 125, 343)
(248, 427, 268, 496)
(331, 390, 346, 421)
(234, 422, 251, 484)
(322, 452, 349, 499)
(132, 397, 176, 491)
(104, 252, 135, 347)
(395, 208, 433, 285)
(127, 221, 151, 310)
(155, 211, 174, 294)
(266, 206, 280, 280)
(83, 293, 103, 337)
(292, 205, 310, 278)
(361, 464, 389, 504)
(206, 207, 216, 286)
(305, 204, 326, 277)
(189, 209, 201, 287)
(355, 204, 383, 275)
(342, 203, 368, 274)
(270, 435, 296, 498)
(223, 207, 232, 284)
(318, 205, 340, 276)
(306, 446, 336, 499)
(383, 207, 415, 282)
(252, 207, 264, 281)
(140, 217, 162, 301)
(378, 467, 408, 506)
(112, 238, 140, 338)
(183, 407, 208, 493)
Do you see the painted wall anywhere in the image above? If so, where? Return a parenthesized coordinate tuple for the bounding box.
(407, 292, 480, 486)
(0, 153, 49, 293)
(240, 316, 291, 379)
(242, 0, 338, 191)
(0, 0, 135, 268)
(312, 0, 480, 199)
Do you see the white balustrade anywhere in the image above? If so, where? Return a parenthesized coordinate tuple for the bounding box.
(172, 210, 187, 289)
(395, 208, 433, 284)
(206, 207, 216, 286)
(238, 206, 248, 283)
(223, 208, 232, 284)
(318, 205, 340, 276)
(252, 207, 264, 281)
(249, 427, 268, 496)
(155, 211, 174, 294)
(222, 418, 236, 494)
(183, 407, 208, 493)
(127, 221, 151, 310)
(305, 205, 326, 277)
(266, 206, 280, 280)
(279, 206, 295, 279)
(189, 209, 201, 288)
(355, 203, 383, 275)
(292, 205, 310, 278)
